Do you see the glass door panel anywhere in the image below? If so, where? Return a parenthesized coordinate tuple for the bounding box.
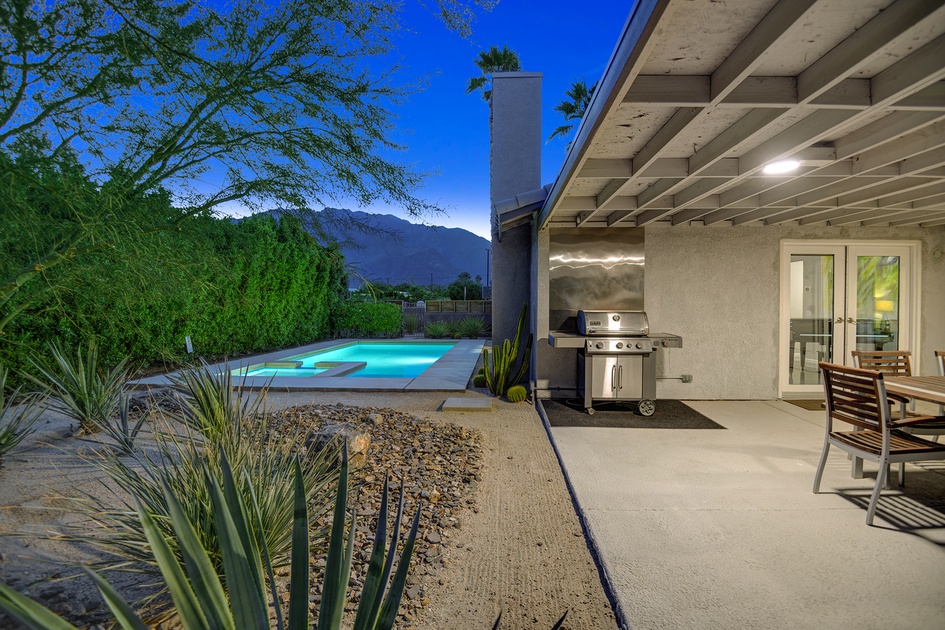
(853, 255, 901, 353)
(780, 241, 915, 398)
(787, 254, 836, 386)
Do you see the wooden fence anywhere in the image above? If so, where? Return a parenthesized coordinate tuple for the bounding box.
(424, 300, 492, 314)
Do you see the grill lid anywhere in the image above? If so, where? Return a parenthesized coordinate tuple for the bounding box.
(577, 310, 649, 336)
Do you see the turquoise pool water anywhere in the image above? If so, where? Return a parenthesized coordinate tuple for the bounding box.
(237, 342, 455, 378)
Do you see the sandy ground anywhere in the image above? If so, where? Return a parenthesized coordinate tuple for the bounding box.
(0, 389, 618, 629)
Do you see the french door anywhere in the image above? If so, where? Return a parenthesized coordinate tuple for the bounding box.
(779, 241, 918, 398)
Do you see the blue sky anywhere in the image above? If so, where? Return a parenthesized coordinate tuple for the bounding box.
(336, 1, 633, 239)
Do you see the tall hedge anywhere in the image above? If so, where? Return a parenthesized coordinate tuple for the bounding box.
(1, 208, 344, 374)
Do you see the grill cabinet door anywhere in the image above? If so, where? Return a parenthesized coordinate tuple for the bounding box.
(589, 355, 619, 400)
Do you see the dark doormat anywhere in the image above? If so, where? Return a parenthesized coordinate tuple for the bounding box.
(541, 399, 726, 429)
(785, 399, 825, 411)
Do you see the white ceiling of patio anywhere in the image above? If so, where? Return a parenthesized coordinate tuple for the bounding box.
(539, 0, 945, 230)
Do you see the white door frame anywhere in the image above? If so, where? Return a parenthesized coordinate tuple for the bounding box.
(779, 239, 921, 398)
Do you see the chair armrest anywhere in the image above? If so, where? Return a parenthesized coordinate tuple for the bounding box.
(886, 392, 911, 405)
(889, 414, 944, 429)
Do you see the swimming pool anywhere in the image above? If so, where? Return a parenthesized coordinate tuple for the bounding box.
(234, 341, 456, 379)
(133, 338, 484, 392)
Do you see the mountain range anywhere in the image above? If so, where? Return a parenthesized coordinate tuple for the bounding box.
(313, 208, 491, 288)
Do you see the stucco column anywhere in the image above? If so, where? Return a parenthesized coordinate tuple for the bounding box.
(489, 72, 542, 348)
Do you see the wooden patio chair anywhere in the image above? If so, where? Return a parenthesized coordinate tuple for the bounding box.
(851, 350, 945, 436)
(813, 362, 945, 525)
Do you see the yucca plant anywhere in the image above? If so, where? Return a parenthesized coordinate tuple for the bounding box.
(28, 341, 130, 434)
(60, 409, 338, 622)
(90, 392, 149, 455)
(0, 446, 420, 630)
(482, 303, 533, 397)
(0, 366, 43, 462)
(168, 360, 265, 442)
(424, 321, 451, 339)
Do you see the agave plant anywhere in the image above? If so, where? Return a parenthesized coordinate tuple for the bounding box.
(0, 445, 420, 630)
(27, 341, 130, 434)
(424, 321, 451, 339)
(0, 366, 44, 462)
(482, 303, 533, 397)
(458, 317, 488, 338)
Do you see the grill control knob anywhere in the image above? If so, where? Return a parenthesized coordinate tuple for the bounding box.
(616, 342, 623, 349)
(636, 342, 644, 349)
(595, 342, 604, 350)
(612, 314, 620, 322)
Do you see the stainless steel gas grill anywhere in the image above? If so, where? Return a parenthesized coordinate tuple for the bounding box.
(550, 310, 682, 416)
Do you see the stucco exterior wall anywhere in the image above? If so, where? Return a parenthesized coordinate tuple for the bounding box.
(645, 225, 945, 400)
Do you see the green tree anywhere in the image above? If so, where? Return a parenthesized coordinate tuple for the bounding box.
(547, 79, 598, 149)
(465, 45, 522, 104)
(447, 271, 482, 300)
(0, 0, 491, 333)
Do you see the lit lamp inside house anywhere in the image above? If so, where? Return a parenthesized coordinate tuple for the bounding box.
(874, 299, 895, 316)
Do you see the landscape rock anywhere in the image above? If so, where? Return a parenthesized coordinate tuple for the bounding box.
(268, 402, 483, 628)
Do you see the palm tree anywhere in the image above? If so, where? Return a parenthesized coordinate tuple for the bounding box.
(547, 79, 598, 149)
(466, 45, 522, 104)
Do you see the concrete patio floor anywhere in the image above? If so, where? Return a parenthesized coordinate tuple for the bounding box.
(545, 400, 945, 630)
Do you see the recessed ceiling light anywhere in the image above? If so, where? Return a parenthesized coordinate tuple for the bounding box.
(763, 159, 800, 174)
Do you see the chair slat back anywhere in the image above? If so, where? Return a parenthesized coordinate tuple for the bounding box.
(935, 350, 945, 377)
(851, 350, 912, 376)
(820, 362, 889, 431)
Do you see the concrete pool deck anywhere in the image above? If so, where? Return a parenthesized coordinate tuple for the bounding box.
(132, 338, 485, 392)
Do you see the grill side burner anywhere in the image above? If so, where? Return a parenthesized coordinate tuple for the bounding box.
(549, 310, 682, 416)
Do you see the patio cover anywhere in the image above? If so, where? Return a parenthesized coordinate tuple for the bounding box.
(538, 0, 945, 230)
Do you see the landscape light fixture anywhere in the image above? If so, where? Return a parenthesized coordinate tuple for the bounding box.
(763, 159, 800, 174)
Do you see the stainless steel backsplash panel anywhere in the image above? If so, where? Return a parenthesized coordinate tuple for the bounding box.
(549, 228, 645, 331)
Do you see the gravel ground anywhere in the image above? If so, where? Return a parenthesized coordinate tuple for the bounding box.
(0, 387, 617, 629)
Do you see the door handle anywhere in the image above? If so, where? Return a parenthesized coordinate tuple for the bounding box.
(611, 365, 617, 392)
(618, 365, 624, 389)
(847, 317, 856, 323)
(835, 317, 844, 323)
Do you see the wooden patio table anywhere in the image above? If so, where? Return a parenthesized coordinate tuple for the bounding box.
(884, 375, 945, 406)
(849, 375, 945, 481)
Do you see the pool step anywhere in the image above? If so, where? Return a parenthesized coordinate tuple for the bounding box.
(441, 397, 493, 412)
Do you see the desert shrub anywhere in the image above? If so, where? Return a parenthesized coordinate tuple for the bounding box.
(334, 301, 402, 337)
(0, 366, 43, 461)
(473, 374, 487, 388)
(424, 321, 451, 339)
(27, 341, 130, 434)
(458, 316, 487, 338)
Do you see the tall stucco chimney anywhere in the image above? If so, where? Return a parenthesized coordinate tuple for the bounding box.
(490, 72, 543, 213)
(489, 71, 542, 351)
